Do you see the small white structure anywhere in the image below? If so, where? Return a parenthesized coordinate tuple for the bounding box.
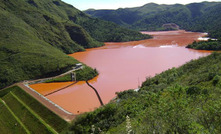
(76, 63, 82, 67)
(74, 63, 83, 69)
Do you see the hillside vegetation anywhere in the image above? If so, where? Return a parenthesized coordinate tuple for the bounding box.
(67, 52, 221, 133)
(0, 86, 68, 133)
(85, 3, 173, 27)
(187, 39, 221, 50)
(85, 2, 221, 38)
(0, 0, 151, 88)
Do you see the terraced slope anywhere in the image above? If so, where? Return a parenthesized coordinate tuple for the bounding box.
(3, 93, 55, 133)
(0, 86, 68, 133)
(0, 99, 27, 134)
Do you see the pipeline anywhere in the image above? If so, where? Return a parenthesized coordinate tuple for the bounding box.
(86, 81, 104, 106)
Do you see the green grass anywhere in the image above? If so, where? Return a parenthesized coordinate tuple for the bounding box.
(2, 93, 53, 134)
(0, 86, 69, 133)
(0, 86, 18, 97)
(0, 99, 28, 134)
(10, 92, 58, 134)
(12, 86, 68, 133)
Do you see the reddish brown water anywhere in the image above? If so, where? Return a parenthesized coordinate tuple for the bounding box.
(31, 30, 211, 114)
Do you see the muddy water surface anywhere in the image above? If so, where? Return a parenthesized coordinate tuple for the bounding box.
(31, 30, 211, 114)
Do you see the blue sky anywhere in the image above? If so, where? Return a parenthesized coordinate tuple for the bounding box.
(62, 0, 221, 10)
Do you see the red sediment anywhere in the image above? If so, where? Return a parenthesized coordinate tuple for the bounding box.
(31, 30, 211, 114)
(30, 82, 74, 96)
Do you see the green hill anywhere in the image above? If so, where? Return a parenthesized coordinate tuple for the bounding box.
(85, 2, 221, 38)
(67, 52, 221, 133)
(85, 3, 173, 27)
(0, 0, 151, 88)
(133, 2, 221, 38)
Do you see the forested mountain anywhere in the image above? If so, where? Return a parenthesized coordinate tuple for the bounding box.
(0, 0, 151, 88)
(85, 2, 221, 38)
(85, 3, 173, 27)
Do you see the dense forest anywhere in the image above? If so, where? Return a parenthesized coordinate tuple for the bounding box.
(85, 2, 221, 39)
(85, 3, 174, 27)
(0, 0, 151, 88)
(187, 39, 221, 50)
(66, 52, 221, 133)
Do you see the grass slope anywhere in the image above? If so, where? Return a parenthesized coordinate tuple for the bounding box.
(0, 99, 27, 134)
(67, 52, 221, 133)
(10, 92, 57, 133)
(3, 92, 53, 134)
(0, 86, 68, 133)
(12, 86, 68, 133)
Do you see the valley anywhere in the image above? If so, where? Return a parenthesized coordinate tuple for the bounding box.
(30, 30, 210, 114)
(1, 0, 221, 133)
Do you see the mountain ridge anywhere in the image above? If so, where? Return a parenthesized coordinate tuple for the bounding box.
(85, 2, 221, 38)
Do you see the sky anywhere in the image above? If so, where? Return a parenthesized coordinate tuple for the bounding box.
(62, 0, 221, 10)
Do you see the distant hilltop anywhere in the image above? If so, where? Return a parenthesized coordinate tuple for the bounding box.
(162, 23, 180, 30)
